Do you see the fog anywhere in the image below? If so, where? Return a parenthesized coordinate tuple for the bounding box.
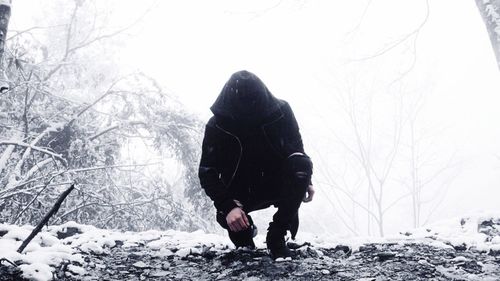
(10, 0, 499, 236)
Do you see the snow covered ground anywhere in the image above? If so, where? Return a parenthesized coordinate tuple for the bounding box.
(1, 211, 500, 280)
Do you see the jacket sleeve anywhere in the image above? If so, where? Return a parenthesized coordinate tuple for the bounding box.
(283, 102, 306, 155)
(283, 102, 313, 183)
(198, 120, 238, 215)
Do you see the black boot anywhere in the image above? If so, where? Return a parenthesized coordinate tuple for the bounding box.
(228, 224, 257, 249)
(266, 222, 292, 260)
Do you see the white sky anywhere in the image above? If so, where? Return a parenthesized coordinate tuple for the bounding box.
(116, 0, 500, 235)
(10, 0, 500, 235)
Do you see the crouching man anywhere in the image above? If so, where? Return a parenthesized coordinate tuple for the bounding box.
(198, 70, 314, 260)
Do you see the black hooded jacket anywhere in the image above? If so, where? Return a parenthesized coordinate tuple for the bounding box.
(198, 70, 308, 215)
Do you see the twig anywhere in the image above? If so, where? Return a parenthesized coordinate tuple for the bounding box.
(350, 0, 429, 62)
(12, 174, 58, 224)
(0, 257, 17, 267)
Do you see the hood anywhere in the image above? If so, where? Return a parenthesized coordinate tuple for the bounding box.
(210, 70, 281, 123)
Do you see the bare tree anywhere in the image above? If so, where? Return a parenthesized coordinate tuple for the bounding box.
(318, 76, 457, 236)
(316, 76, 407, 237)
(400, 93, 458, 228)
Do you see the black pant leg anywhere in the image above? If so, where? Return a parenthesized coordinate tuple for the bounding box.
(271, 154, 313, 229)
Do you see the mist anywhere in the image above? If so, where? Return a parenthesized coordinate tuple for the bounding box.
(5, 0, 500, 238)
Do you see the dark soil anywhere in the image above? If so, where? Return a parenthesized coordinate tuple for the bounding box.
(3, 217, 500, 280)
(9, 241, 494, 280)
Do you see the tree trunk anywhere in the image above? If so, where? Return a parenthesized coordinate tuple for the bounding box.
(475, 0, 500, 70)
(0, 0, 11, 92)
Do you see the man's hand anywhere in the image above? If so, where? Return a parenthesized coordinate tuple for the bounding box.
(226, 207, 250, 232)
(303, 184, 315, 203)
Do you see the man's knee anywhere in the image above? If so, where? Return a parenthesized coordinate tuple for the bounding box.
(282, 153, 313, 183)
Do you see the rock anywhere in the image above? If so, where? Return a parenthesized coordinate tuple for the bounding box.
(57, 227, 82, 239)
(215, 269, 231, 280)
(274, 257, 292, 262)
(127, 252, 143, 259)
(489, 249, 500, 256)
(334, 245, 352, 255)
(190, 247, 203, 255)
(453, 243, 467, 251)
(242, 277, 261, 281)
(149, 270, 169, 277)
(50, 222, 500, 281)
(132, 261, 150, 269)
(450, 256, 468, 263)
(95, 263, 106, 270)
(377, 251, 396, 262)
(417, 259, 432, 266)
(161, 262, 171, 270)
(0, 264, 22, 281)
(287, 241, 311, 250)
(359, 244, 377, 252)
(175, 248, 191, 258)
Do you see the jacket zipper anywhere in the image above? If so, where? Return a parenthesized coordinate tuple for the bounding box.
(261, 109, 284, 156)
(215, 124, 243, 189)
(214, 107, 284, 194)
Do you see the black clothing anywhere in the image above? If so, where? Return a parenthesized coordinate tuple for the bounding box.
(198, 70, 313, 239)
(199, 101, 308, 213)
(210, 70, 280, 122)
(226, 119, 281, 203)
(215, 154, 312, 239)
(267, 222, 292, 259)
(223, 215, 257, 249)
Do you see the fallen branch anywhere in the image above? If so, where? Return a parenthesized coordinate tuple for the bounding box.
(17, 183, 75, 253)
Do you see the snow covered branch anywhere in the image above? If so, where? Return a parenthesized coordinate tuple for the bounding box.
(0, 140, 66, 163)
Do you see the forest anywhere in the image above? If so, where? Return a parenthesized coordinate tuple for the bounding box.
(0, 1, 499, 280)
(0, 0, 215, 233)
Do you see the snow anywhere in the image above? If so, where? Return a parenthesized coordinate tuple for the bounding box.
(132, 261, 150, 268)
(393, 211, 500, 251)
(174, 247, 191, 257)
(2, 212, 500, 280)
(151, 247, 174, 257)
(274, 257, 292, 262)
(67, 264, 85, 275)
(19, 263, 53, 281)
(450, 256, 468, 262)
